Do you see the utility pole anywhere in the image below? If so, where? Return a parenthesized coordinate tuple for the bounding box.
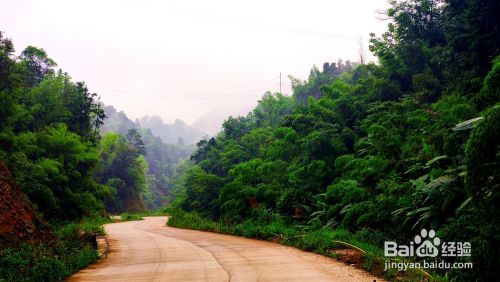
(279, 73, 282, 93)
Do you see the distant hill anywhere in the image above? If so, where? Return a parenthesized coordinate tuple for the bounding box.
(139, 116, 205, 145)
(101, 105, 194, 209)
(102, 106, 205, 145)
(101, 105, 138, 135)
(192, 104, 255, 136)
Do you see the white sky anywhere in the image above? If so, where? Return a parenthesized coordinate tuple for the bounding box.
(1, 0, 389, 124)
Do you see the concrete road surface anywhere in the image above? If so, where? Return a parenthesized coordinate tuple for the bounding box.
(69, 216, 382, 282)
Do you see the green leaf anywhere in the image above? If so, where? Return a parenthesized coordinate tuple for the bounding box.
(456, 197, 472, 212)
(452, 117, 483, 131)
(425, 155, 447, 167)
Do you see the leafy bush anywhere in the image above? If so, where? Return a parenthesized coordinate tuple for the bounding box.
(0, 222, 100, 282)
(120, 213, 144, 221)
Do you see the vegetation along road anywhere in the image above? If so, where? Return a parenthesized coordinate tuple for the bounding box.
(69, 217, 382, 281)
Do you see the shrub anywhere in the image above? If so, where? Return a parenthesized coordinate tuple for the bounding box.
(0, 221, 100, 282)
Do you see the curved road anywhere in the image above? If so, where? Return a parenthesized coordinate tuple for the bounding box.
(69, 217, 382, 281)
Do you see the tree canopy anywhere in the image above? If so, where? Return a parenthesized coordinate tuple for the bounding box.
(173, 1, 500, 280)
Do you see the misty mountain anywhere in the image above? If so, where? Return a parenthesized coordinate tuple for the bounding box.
(101, 105, 138, 135)
(192, 104, 255, 136)
(101, 105, 194, 209)
(139, 116, 205, 145)
(102, 106, 204, 145)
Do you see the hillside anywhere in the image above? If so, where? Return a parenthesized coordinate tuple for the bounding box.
(171, 1, 500, 281)
(100, 105, 193, 210)
(103, 105, 204, 145)
(139, 116, 205, 145)
(192, 104, 256, 136)
(0, 161, 53, 246)
(0, 0, 499, 281)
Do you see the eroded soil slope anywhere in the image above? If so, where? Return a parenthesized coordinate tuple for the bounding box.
(0, 161, 53, 246)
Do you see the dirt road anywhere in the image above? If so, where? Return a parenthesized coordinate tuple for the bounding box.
(69, 217, 382, 281)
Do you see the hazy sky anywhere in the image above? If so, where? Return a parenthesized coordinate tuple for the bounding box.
(1, 0, 389, 124)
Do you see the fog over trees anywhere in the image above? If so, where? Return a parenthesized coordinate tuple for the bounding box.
(0, 0, 499, 281)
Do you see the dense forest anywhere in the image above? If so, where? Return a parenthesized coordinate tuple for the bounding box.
(0, 32, 112, 279)
(0, 38, 190, 218)
(101, 105, 194, 210)
(170, 0, 499, 281)
(0, 39, 108, 220)
(0, 28, 192, 279)
(0, 0, 499, 281)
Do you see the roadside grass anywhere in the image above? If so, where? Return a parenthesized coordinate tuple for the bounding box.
(167, 210, 449, 282)
(119, 212, 144, 222)
(0, 216, 109, 282)
(114, 208, 169, 222)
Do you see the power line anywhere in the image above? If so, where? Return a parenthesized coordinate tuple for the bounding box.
(91, 76, 289, 101)
(98, 87, 271, 102)
(91, 77, 278, 97)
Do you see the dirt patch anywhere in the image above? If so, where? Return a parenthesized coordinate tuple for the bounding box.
(95, 235, 110, 258)
(332, 248, 366, 266)
(271, 234, 285, 243)
(0, 160, 53, 247)
(330, 248, 388, 279)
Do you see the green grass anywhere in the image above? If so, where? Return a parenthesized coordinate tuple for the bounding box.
(138, 207, 170, 216)
(0, 217, 109, 282)
(115, 208, 170, 222)
(119, 212, 144, 221)
(114, 209, 167, 222)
